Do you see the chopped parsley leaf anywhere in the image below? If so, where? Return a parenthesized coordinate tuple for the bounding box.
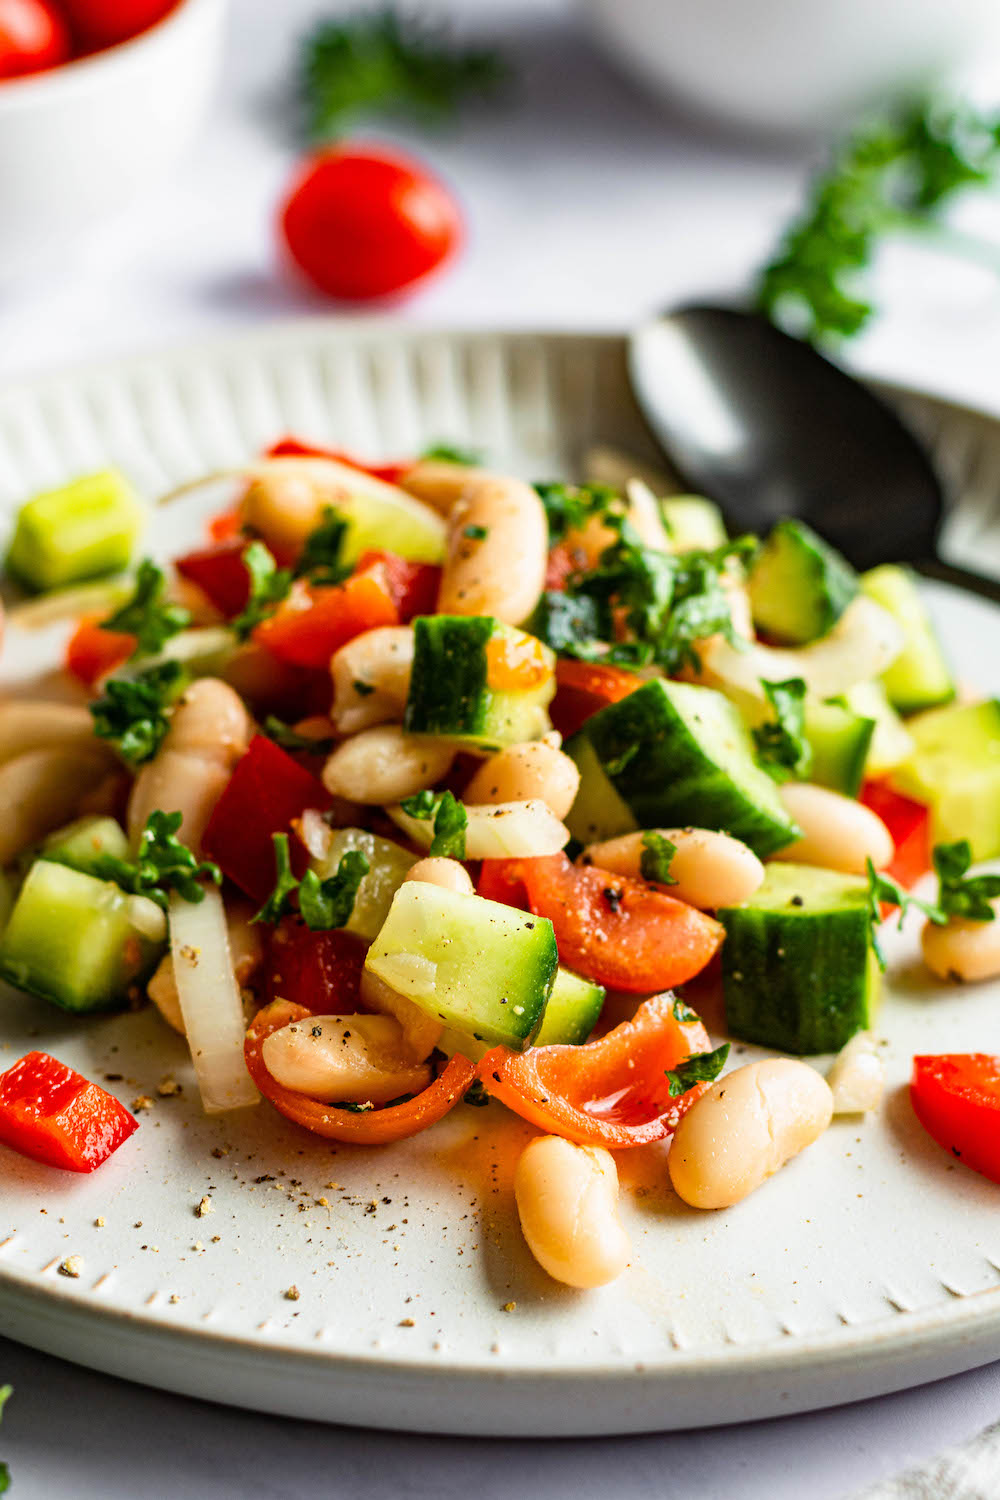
(866, 857, 946, 969)
(399, 788, 467, 859)
(534, 481, 619, 544)
(90, 660, 186, 766)
(262, 715, 336, 754)
(231, 542, 293, 640)
(933, 839, 1000, 922)
(640, 830, 678, 885)
(421, 442, 481, 465)
(665, 1043, 730, 1098)
(296, 507, 350, 586)
(752, 677, 812, 780)
(463, 524, 488, 540)
(101, 558, 191, 659)
(88, 810, 221, 909)
(298, 850, 370, 930)
(252, 833, 301, 925)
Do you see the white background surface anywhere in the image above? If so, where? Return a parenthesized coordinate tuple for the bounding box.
(2, 0, 1000, 1495)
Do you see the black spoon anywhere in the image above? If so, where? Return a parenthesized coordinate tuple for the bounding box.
(628, 305, 1000, 603)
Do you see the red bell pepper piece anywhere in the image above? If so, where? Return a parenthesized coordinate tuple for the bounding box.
(245, 999, 476, 1144)
(266, 437, 409, 487)
(0, 1052, 138, 1172)
(911, 1053, 1000, 1184)
(201, 734, 331, 902)
(252, 565, 399, 671)
(513, 852, 724, 992)
(860, 781, 930, 891)
(355, 549, 440, 622)
(175, 536, 252, 618)
(207, 507, 243, 544)
(265, 919, 368, 1009)
(549, 658, 643, 739)
(477, 858, 529, 910)
(65, 615, 135, 688)
(478, 992, 714, 1148)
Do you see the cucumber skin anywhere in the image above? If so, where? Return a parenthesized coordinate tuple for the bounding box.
(719, 866, 877, 1054)
(891, 697, 1000, 859)
(404, 615, 554, 750)
(578, 679, 800, 858)
(860, 565, 955, 715)
(749, 519, 858, 645)
(6, 469, 142, 593)
(805, 703, 876, 797)
(535, 967, 605, 1046)
(42, 816, 130, 878)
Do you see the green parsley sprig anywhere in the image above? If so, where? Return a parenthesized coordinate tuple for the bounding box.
(231, 542, 294, 641)
(101, 558, 191, 659)
(752, 678, 812, 780)
(933, 840, 1000, 922)
(252, 832, 369, 931)
(262, 715, 337, 755)
(296, 507, 350, 586)
(665, 1043, 730, 1098)
(865, 857, 947, 969)
(421, 441, 481, 465)
(90, 660, 186, 766)
(534, 481, 619, 545)
(640, 830, 677, 885)
(398, 789, 467, 859)
(85, 811, 221, 910)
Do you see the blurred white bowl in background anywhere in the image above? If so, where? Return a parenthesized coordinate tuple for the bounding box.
(0, 0, 226, 282)
(582, 0, 1000, 136)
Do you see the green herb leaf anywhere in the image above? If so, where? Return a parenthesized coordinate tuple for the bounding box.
(752, 677, 813, 780)
(933, 839, 1000, 922)
(296, 507, 350, 586)
(640, 830, 678, 885)
(528, 591, 605, 659)
(252, 833, 302, 925)
(298, 850, 370, 930)
(755, 99, 1000, 344)
(231, 542, 293, 641)
(534, 481, 619, 545)
(90, 660, 186, 766)
(399, 788, 467, 859)
(91, 810, 221, 910)
(463, 524, 488, 540)
(262, 715, 336, 755)
(865, 856, 947, 969)
(665, 1042, 730, 1098)
(102, 558, 191, 659)
(421, 442, 481, 465)
(300, 10, 505, 140)
(671, 996, 699, 1023)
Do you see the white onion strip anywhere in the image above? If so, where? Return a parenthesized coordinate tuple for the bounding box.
(169, 886, 259, 1114)
(388, 798, 569, 860)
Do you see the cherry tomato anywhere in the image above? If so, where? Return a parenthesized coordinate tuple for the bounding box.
(0, 0, 70, 79)
(280, 146, 462, 302)
(59, 0, 175, 50)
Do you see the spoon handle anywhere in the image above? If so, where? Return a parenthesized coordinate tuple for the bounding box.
(915, 558, 1000, 606)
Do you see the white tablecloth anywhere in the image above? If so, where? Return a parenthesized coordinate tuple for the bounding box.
(2, 2, 1000, 1494)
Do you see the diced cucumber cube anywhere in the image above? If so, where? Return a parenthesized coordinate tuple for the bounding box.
(42, 816, 130, 877)
(309, 827, 416, 941)
(660, 495, 727, 551)
(805, 701, 875, 797)
(7, 470, 143, 593)
(860, 565, 955, 715)
(534, 967, 605, 1046)
(844, 680, 914, 776)
(748, 519, 857, 645)
(404, 615, 555, 751)
(891, 698, 1000, 859)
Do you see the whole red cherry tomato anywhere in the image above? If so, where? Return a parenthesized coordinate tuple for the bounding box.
(59, 0, 175, 50)
(0, 0, 70, 78)
(280, 145, 462, 302)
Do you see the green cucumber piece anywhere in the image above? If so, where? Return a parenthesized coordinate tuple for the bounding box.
(337, 487, 447, 566)
(6, 470, 143, 593)
(891, 698, 1000, 859)
(404, 615, 555, 751)
(41, 816, 130, 877)
(860, 565, 955, 714)
(748, 519, 858, 645)
(309, 827, 416, 941)
(365, 882, 558, 1052)
(661, 495, 727, 551)
(844, 680, 914, 776)
(111, 626, 236, 683)
(0, 869, 17, 939)
(805, 702, 875, 797)
(564, 736, 639, 844)
(719, 862, 879, 1055)
(534, 967, 605, 1046)
(0, 859, 166, 1013)
(569, 678, 800, 858)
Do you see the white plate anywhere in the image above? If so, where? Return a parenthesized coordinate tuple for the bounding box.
(0, 324, 999, 1438)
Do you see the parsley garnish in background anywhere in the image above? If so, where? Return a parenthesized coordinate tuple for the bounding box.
(752, 677, 812, 780)
(665, 1043, 730, 1098)
(756, 99, 1000, 343)
(101, 558, 191, 659)
(295, 507, 350, 585)
(262, 716, 337, 755)
(399, 789, 467, 859)
(300, 9, 506, 140)
(865, 857, 947, 969)
(253, 834, 301, 925)
(933, 840, 1000, 922)
(534, 481, 618, 544)
(87, 810, 221, 909)
(421, 441, 481, 465)
(90, 660, 186, 766)
(232, 542, 293, 641)
(640, 830, 677, 885)
(252, 833, 369, 931)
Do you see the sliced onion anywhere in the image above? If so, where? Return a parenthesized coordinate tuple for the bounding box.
(699, 596, 904, 702)
(295, 807, 334, 861)
(388, 798, 569, 860)
(169, 886, 259, 1114)
(8, 577, 131, 630)
(827, 1032, 884, 1115)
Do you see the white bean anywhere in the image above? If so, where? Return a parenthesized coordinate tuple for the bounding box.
(261, 1013, 431, 1104)
(127, 678, 253, 850)
(668, 1059, 833, 1209)
(514, 1135, 631, 1288)
(359, 967, 443, 1061)
(827, 1031, 884, 1114)
(0, 701, 98, 767)
(239, 469, 328, 555)
(463, 742, 580, 821)
(148, 899, 263, 1035)
(0, 745, 116, 864)
(331, 625, 414, 736)
(922, 902, 1000, 982)
(322, 724, 454, 805)
(581, 827, 764, 909)
(772, 783, 894, 875)
(404, 857, 475, 895)
(437, 474, 548, 625)
(398, 458, 482, 515)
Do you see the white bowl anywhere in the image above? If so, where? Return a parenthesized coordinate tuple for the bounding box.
(582, 0, 1000, 136)
(0, 0, 226, 281)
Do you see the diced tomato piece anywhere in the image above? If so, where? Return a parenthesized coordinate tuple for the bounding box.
(176, 536, 252, 618)
(911, 1054, 1000, 1184)
(245, 999, 476, 1143)
(355, 549, 440, 621)
(479, 992, 714, 1148)
(65, 615, 135, 688)
(207, 507, 243, 544)
(549, 658, 643, 739)
(252, 567, 399, 671)
(485, 631, 552, 692)
(861, 781, 930, 891)
(515, 852, 724, 992)
(265, 919, 368, 1010)
(477, 858, 529, 910)
(544, 540, 591, 592)
(266, 437, 409, 486)
(201, 734, 331, 902)
(0, 1051, 137, 1172)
